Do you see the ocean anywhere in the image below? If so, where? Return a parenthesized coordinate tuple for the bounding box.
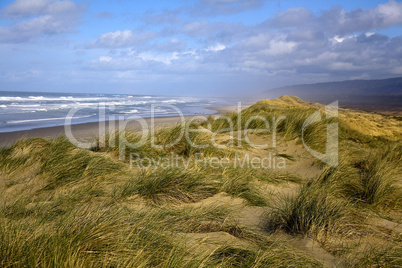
(0, 91, 234, 133)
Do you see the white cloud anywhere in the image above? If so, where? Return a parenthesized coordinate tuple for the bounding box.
(320, 0, 402, 35)
(87, 30, 157, 48)
(330, 35, 356, 44)
(85, 0, 402, 82)
(243, 33, 272, 48)
(377, 0, 402, 26)
(264, 0, 402, 37)
(149, 38, 186, 52)
(86, 55, 147, 71)
(99, 56, 112, 63)
(9, 0, 399, 93)
(195, 0, 265, 15)
(1, 0, 77, 18)
(269, 7, 313, 27)
(138, 52, 179, 65)
(263, 39, 296, 56)
(0, 0, 83, 43)
(205, 44, 226, 52)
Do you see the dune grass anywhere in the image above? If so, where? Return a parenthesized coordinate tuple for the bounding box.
(91, 123, 239, 162)
(219, 170, 268, 206)
(353, 145, 401, 208)
(1, 96, 401, 267)
(346, 242, 402, 268)
(119, 167, 218, 204)
(0, 206, 223, 268)
(315, 144, 402, 209)
(118, 166, 270, 206)
(263, 184, 350, 237)
(0, 204, 183, 267)
(209, 245, 323, 268)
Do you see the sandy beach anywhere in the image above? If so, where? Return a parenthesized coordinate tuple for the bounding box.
(0, 105, 244, 148)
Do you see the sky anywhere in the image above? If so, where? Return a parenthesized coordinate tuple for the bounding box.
(0, 0, 402, 97)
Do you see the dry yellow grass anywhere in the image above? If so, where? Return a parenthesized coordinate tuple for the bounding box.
(257, 95, 402, 139)
(340, 109, 402, 139)
(0, 96, 401, 267)
(255, 95, 323, 109)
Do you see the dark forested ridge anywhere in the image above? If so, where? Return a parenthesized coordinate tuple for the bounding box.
(266, 77, 402, 97)
(265, 77, 402, 111)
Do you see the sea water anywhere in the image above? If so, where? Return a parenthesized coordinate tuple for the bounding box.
(0, 91, 233, 133)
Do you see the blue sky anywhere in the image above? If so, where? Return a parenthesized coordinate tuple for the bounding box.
(1, 0, 402, 96)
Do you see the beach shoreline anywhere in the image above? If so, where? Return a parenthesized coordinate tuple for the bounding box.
(0, 105, 243, 148)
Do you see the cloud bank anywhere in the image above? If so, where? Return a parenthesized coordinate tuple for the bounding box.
(0, 0, 84, 43)
(85, 1, 402, 86)
(1, 0, 402, 95)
